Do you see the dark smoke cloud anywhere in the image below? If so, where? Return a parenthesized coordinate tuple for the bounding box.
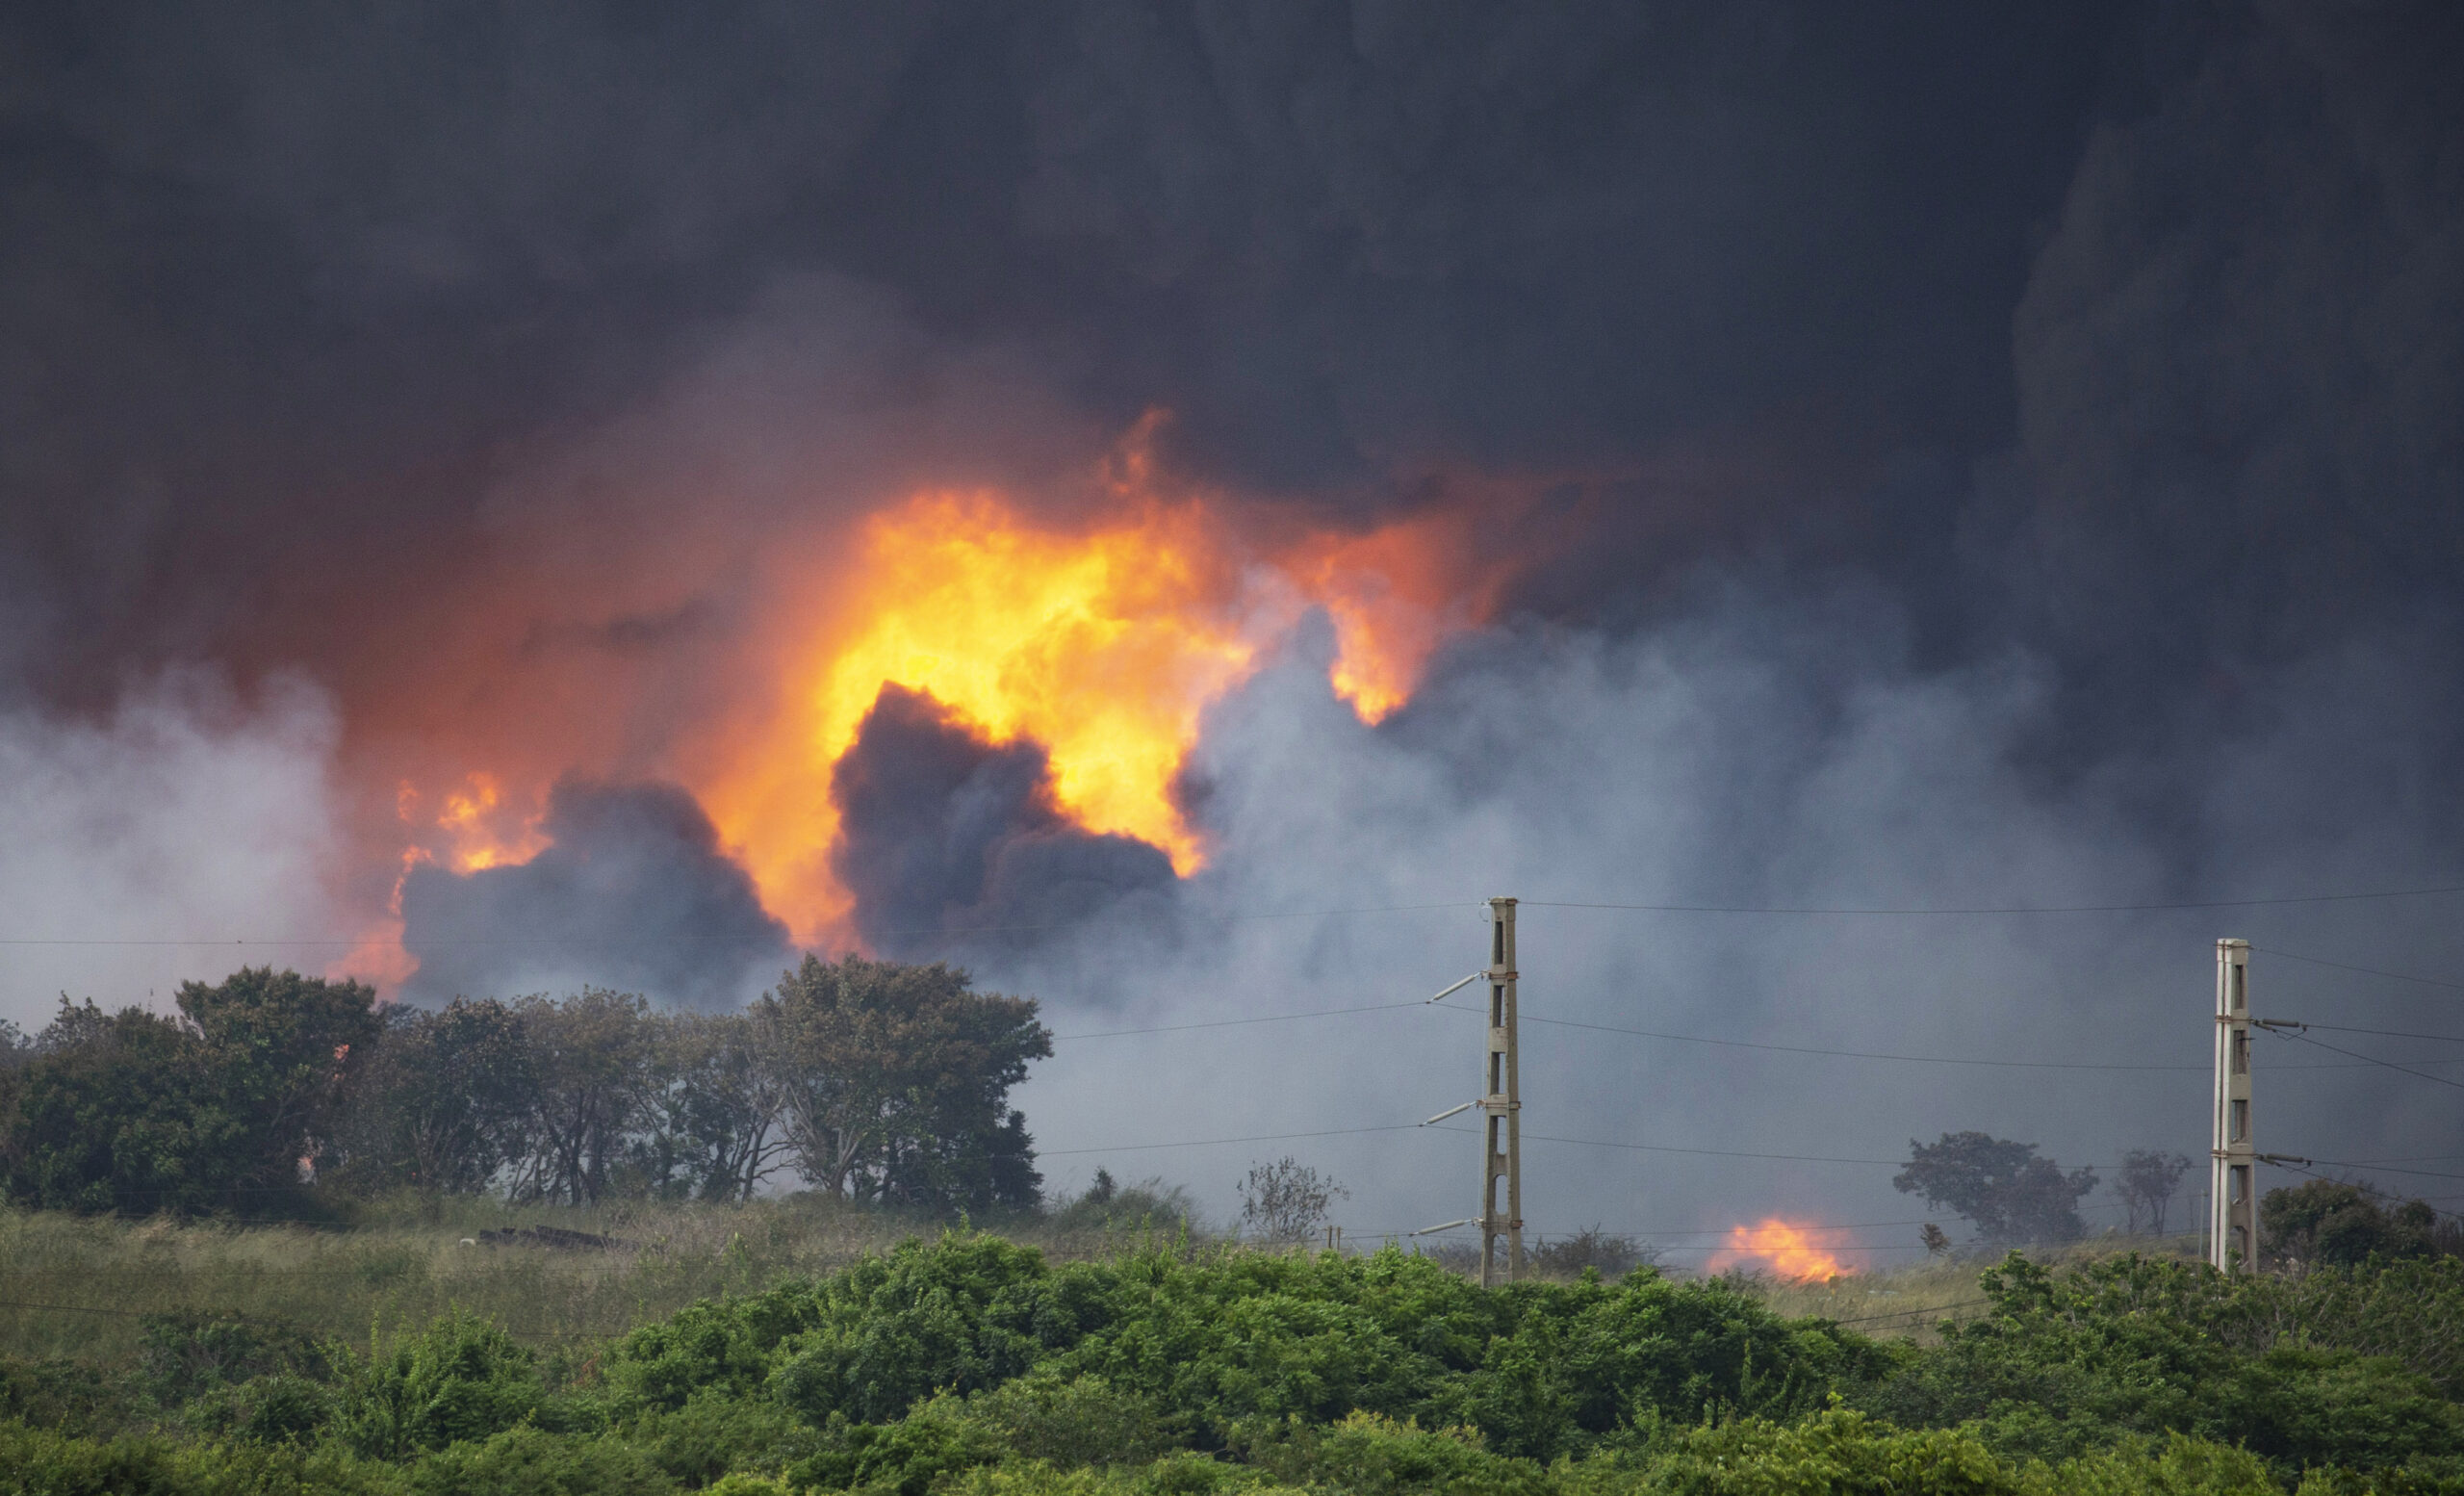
(833, 686, 1176, 958)
(400, 778, 787, 1008)
(0, 0, 2127, 691)
(1975, 0, 2464, 731)
(4, 1, 2463, 1243)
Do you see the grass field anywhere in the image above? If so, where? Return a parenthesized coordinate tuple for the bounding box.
(0, 1195, 1203, 1363)
(0, 1195, 2201, 1368)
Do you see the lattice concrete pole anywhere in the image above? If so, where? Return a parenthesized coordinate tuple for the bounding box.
(2210, 938, 2255, 1273)
(1479, 897, 1525, 1287)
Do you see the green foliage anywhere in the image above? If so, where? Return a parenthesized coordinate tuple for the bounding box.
(326, 1308, 545, 1461)
(0, 969, 378, 1216)
(962, 1371, 1178, 1468)
(2263, 1180, 2440, 1269)
(180, 1374, 334, 1446)
(403, 1428, 674, 1496)
(1239, 1410, 1550, 1496)
(0, 1418, 404, 1495)
(763, 955, 1052, 1211)
(0, 1354, 145, 1438)
(1892, 1134, 2096, 1246)
(1846, 1252, 2464, 1472)
(141, 1313, 329, 1406)
(328, 999, 536, 1197)
(23, 1234, 2464, 1493)
(1610, 1406, 2025, 1495)
(605, 1234, 1870, 1461)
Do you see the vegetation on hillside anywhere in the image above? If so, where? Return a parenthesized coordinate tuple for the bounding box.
(4, 1226, 2464, 1494)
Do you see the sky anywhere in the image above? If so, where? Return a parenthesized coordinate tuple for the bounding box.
(2, 0, 2460, 1261)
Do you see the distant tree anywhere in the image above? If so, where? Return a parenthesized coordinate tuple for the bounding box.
(1238, 1156, 1347, 1242)
(330, 998, 536, 1196)
(763, 954, 1051, 1212)
(1920, 1223, 1952, 1255)
(633, 1008, 796, 1202)
(2262, 1179, 2440, 1267)
(0, 968, 377, 1214)
(2115, 1148, 2192, 1236)
(176, 967, 384, 1187)
(505, 989, 658, 1205)
(1892, 1131, 2096, 1244)
(1529, 1225, 1656, 1278)
(1086, 1167, 1118, 1206)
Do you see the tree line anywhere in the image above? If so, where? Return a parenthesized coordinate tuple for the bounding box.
(0, 956, 1051, 1216)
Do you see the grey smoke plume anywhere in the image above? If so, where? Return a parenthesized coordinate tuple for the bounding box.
(0, 673, 347, 1033)
(0, 2, 2458, 1256)
(400, 778, 788, 1009)
(833, 685, 1177, 958)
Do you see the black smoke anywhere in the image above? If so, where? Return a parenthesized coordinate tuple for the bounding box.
(399, 778, 788, 1008)
(832, 685, 1176, 957)
(3, 2, 2462, 1240)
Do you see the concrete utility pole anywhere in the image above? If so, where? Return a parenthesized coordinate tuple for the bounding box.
(2210, 938, 2255, 1273)
(1480, 896, 1524, 1287)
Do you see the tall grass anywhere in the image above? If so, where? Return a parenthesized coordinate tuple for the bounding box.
(0, 1193, 1203, 1364)
(1745, 1231, 2207, 1340)
(0, 1199, 2204, 1370)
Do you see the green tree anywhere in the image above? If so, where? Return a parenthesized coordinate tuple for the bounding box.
(1893, 1132, 2097, 1245)
(763, 955, 1051, 1211)
(2262, 1178, 2438, 1268)
(329, 997, 537, 1195)
(505, 989, 657, 1205)
(2114, 1148, 2191, 1236)
(0, 967, 377, 1214)
(630, 1007, 794, 1202)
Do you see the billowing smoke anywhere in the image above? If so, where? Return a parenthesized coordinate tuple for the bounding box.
(833, 685, 1176, 958)
(401, 778, 788, 1009)
(0, 674, 347, 1033)
(2, 1, 2459, 1251)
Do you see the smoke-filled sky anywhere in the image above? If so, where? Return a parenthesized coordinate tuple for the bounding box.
(4, 1, 2460, 1261)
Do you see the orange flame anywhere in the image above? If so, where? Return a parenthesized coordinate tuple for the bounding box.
(426, 772, 547, 873)
(367, 426, 1544, 954)
(1706, 1219, 1850, 1280)
(696, 485, 1504, 938)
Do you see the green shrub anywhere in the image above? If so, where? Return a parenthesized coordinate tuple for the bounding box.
(1849, 1253, 2464, 1472)
(960, 1371, 1176, 1468)
(1615, 1407, 2023, 1496)
(0, 1354, 144, 1439)
(327, 1309, 544, 1461)
(0, 1418, 404, 1495)
(621, 1392, 815, 1485)
(179, 1373, 333, 1446)
(404, 1428, 673, 1496)
(1237, 1409, 1552, 1496)
(141, 1313, 329, 1408)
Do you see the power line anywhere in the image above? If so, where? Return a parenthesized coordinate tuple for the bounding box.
(1523, 883, 2464, 916)
(1039, 1124, 1425, 1156)
(0, 902, 1482, 948)
(1439, 1124, 1907, 1167)
(1056, 987, 2464, 1072)
(1053, 1000, 1433, 1041)
(2250, 945, 2464, 993)
(2285, 1158, 2464, 1184)
(1830, 1296, 1993, 1325)
(1520, 1015, 2204, 1071)
(11, 879, 2464, 949)
(2271, 1020, 2464, 1045)
(2262, 1027, 2464, 1093)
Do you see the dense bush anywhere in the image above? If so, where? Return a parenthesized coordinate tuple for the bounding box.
(10, 1236, 2464, 1494)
